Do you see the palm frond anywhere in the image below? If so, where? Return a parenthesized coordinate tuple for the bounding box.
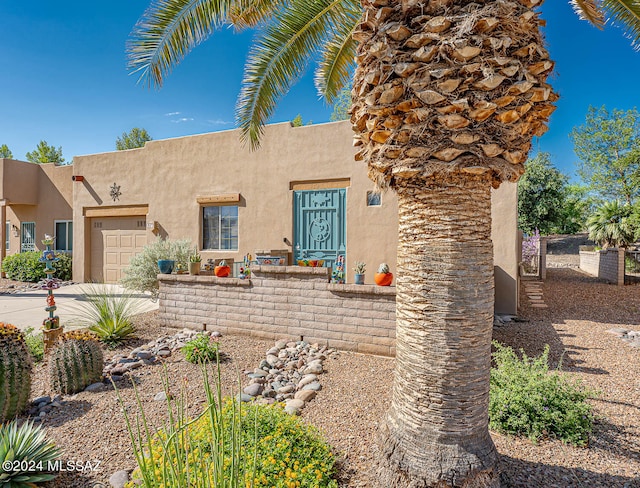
(570, 0, 605, 28)
(236, 0, 350, 148)
(127, 0, 234, 88)
(602, 0, 640, 49)
(228, 0, 289, 29)
(314, 2, 359, 103)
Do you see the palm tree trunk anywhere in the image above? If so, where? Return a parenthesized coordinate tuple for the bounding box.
(376, 173, 499, 488)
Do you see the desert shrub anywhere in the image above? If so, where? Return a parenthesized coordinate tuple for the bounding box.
(120, 364, 337, 488)
(181, 334, 219, 363)
(67, 284, 142, 347)
(587, 200, 635, 248)
(120, 238, 194, 299)
(1, 251, 72, 282)
(23, 327, 44, 362)
(489, 342, 595, 446)
(521, 230, 540, 273)
(0, 419, 60, 486)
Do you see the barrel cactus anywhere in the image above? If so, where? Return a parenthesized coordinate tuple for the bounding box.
(0, 323, 32, 422)
(49, 330, 104, 394)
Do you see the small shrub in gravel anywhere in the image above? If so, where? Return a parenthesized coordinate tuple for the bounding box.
(120, 364, 337, 488)
(1, 251, 72, 282)
(23, 327, 44, 363)
(181, 333, 219, 363)
(489, 342, 595, 446)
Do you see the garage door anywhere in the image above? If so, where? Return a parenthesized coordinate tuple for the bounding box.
(90, 217, 147, 283)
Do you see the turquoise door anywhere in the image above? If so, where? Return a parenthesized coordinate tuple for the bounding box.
(293, 189, 346, 270)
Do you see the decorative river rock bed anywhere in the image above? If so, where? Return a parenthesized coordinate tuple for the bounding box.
(242, 339, 338, 415)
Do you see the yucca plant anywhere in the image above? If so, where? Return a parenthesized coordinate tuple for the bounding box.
(67, 284, 142, 347)
(0, 419, 60, 487)
(0, 323, 32, 422)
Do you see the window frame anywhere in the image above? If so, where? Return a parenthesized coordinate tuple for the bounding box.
(54, 220, 73, 252)
(366, 190, 382, 207)
(202, 205, 239, 251)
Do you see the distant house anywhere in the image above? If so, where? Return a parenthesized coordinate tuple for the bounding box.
(0, 158, 72, 257)
(0, 120, 519, 314)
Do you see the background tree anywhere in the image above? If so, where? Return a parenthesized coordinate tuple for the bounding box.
(0, 144, 13, 159)
(25, 141, 65, 164)
(559, 184, 599, 234)
(518, 153, 571, 235)
(290, 114, 311, 127)
(587, 200, 635, 248)
(571, 106, 640, 205)
(330, 86, 351, 121)
(116, 127, 152, 150)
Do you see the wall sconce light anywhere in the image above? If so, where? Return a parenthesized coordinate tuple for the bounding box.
(146, 220, 159, 234)
(72, 175, 84, 182)
(11, 225, 19, 237)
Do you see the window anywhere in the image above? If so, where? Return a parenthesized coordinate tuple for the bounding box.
(203, 206, 238, 250)
(55, 220, 73, 251)
(5, 222, 9, 251)
(367, 191, 381, 206)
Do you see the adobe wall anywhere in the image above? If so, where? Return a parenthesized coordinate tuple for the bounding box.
(579, 249, 625, 285)
(73, 120, 520, 314)
(158, 266, 396, 356)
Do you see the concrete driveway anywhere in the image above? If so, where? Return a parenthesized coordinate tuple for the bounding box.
(0, 284, 158, 331)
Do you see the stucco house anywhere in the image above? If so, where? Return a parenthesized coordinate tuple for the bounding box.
(0, 120, 519, 314)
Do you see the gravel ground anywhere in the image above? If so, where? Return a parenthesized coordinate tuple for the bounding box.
(6, 253, 640, 487)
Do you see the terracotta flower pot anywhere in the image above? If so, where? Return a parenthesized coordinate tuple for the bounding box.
(374, 272, 393, 286)
(214, 265, 231, 277)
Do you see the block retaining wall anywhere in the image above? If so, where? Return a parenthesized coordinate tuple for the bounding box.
(579, 249, 625, 285)
(158, 265, 396, 356)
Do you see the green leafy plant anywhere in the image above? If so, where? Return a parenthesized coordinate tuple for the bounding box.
(49, 330, 104, 394)
(0, 323, 32, 422)
(23, 327, 44, 363)
(587, 200, 635, 248)
(181, 334, 219, 364)
(118, 362, 337, 488)
(189, 249, 202, 263)
(489, 342, 595, 446)
(1, 251, 72, 282)
(0, 419, 60, 487)
(68, 284, 142, 346)
(120, 238, 194, 298)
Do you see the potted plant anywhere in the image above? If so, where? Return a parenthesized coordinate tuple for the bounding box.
(189, 250, 202, 275)
(42, 316, 63, 353)
(374, 263, 393, 286)
(157, 259, 175, 274)
(214, 259, 231, 277)
(353, 261, 366, 285)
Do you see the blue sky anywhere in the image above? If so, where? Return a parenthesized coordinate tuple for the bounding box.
(1, 1, 639, 179)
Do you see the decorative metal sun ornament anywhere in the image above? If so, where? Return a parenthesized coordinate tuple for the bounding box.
(110, 182, 121, 201)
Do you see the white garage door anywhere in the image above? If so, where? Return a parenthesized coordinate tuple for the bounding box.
(90, 217, 147, 283)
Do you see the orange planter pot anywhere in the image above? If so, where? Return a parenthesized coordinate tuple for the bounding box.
(214, 265, 231, 277)
(374, 272, 393, 286)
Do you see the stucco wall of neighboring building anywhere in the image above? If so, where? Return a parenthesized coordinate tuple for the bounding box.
(1, 160, 72, 257)
(72, 120, 519, 314)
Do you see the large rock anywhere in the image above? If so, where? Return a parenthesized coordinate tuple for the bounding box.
(243, 383, 264, 397)
(294, 389, 317, 402)
(109, 470, 130, 488)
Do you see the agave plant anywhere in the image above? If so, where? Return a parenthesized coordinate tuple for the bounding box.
(0, 420, 60, 487)
(67, 284, 143, 347)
